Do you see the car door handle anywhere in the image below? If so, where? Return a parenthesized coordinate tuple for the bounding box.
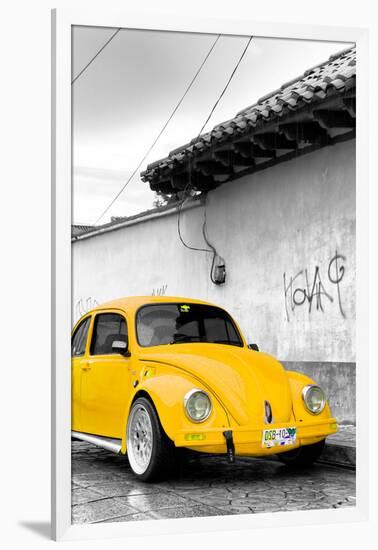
(81, 362, 92, 371)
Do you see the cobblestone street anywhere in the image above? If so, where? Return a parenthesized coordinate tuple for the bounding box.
(72, 440, 356, 524)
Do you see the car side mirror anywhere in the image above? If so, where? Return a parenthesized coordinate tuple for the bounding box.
(112, 340, 131, 357)
(248, 343, 259, 352)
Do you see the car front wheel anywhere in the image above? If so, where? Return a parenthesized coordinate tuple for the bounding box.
(277, 439, 326, 467)
(126, 397, 177, 482)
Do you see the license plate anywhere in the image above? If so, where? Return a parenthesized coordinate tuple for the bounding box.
(262, 427, 296, 448)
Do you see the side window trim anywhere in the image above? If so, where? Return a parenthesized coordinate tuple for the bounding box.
(71, 316, 91, 357)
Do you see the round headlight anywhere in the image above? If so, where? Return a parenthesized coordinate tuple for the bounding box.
(184, 389, 212, 422)
(302, 385, 326, 415)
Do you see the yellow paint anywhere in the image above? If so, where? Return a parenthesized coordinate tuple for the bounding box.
(71, 296, 338, 457)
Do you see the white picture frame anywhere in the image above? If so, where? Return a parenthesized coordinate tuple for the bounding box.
(51, 7, 369, 541)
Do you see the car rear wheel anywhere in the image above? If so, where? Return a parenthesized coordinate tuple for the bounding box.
(126, 397, 177, 482)
(277, 439, 326, 467)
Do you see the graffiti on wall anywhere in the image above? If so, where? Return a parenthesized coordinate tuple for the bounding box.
(283, 251, 346, 322)
(152, 284, 168, 296)
(75, 296, 99, 320)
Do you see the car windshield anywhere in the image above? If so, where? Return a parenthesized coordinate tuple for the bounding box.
(136, 303, 243, 347)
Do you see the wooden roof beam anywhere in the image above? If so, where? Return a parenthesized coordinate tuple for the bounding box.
(232, 140, 276, 159)
(343, 97, 356, 118)
(190, 173, 217, 191)
(252, 133, 298, 151)
(279, 121, 330, 144)
(213, 150, 255, 168)
(168, 173, 189, 190)
(195, 160, 233, 177)
(150, 179, 174, 193)
(166, 171, 216, 192)
(212, 150, 231, 167)
(232, 153, 255, 168)
(312, 109, 355, 129)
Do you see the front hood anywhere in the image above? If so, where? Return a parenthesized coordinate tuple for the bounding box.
(139, 344, 292, 425)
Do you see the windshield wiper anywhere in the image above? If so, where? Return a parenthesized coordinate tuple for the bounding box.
(169, 334, 202, 344)
(212, 340, 242, 346)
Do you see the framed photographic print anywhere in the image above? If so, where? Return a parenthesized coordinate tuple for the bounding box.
(51, 7, 369, 542)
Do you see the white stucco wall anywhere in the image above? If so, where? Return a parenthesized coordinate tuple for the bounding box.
(72, 139, 355, 364)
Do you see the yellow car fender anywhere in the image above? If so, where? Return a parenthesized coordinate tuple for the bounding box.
(287, 370, 332, 422)
(120, 365, 230, 453)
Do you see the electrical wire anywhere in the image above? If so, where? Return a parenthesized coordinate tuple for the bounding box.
(72, 28, 122, 85)
(93, 34, 221, 225)
(177, 35, 253, 274)
(177, 162, 214, 253)
(197, 35, 253, 139)
(202, 194, 220, 284)
(177, 190, 220, 283)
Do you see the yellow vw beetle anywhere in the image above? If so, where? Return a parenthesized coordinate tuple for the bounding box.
(71, 296, 338, 481)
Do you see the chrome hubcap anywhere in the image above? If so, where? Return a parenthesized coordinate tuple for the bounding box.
(127, 405, 153, 475)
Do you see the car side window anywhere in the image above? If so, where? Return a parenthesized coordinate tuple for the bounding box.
(204, 317, 240, 343)
(90, 313, 128, 356)
(71, 317, 91, 357)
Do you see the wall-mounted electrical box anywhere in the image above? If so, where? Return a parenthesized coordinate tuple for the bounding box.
(213, 255, 226, 285)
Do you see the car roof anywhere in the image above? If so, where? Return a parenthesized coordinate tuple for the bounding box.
(90, 295, 215, 314)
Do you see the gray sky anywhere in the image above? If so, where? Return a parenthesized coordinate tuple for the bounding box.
(72, 27, 352, 225)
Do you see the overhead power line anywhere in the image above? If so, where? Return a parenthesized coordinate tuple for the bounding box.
(72, 28, 122, 85)
(93, 34, 221, 225)
(197, 35, 253, 138)
(177, 35, 254, 256)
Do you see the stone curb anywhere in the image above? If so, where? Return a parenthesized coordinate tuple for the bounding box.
(321, 440, 356, 468)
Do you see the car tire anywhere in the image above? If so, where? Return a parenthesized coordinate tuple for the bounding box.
(126, 396, 177, 482)
(277, 439, 326, 467)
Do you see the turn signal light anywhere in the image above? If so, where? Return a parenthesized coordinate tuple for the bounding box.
(184, 433, 206, 441)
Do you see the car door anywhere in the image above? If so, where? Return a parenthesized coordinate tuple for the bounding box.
(71, 315, 92, 432)
(80, 310, 131, 438)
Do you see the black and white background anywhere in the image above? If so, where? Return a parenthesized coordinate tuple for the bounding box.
(1, 1, 377, 548)
(70, 25, 356, 523)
